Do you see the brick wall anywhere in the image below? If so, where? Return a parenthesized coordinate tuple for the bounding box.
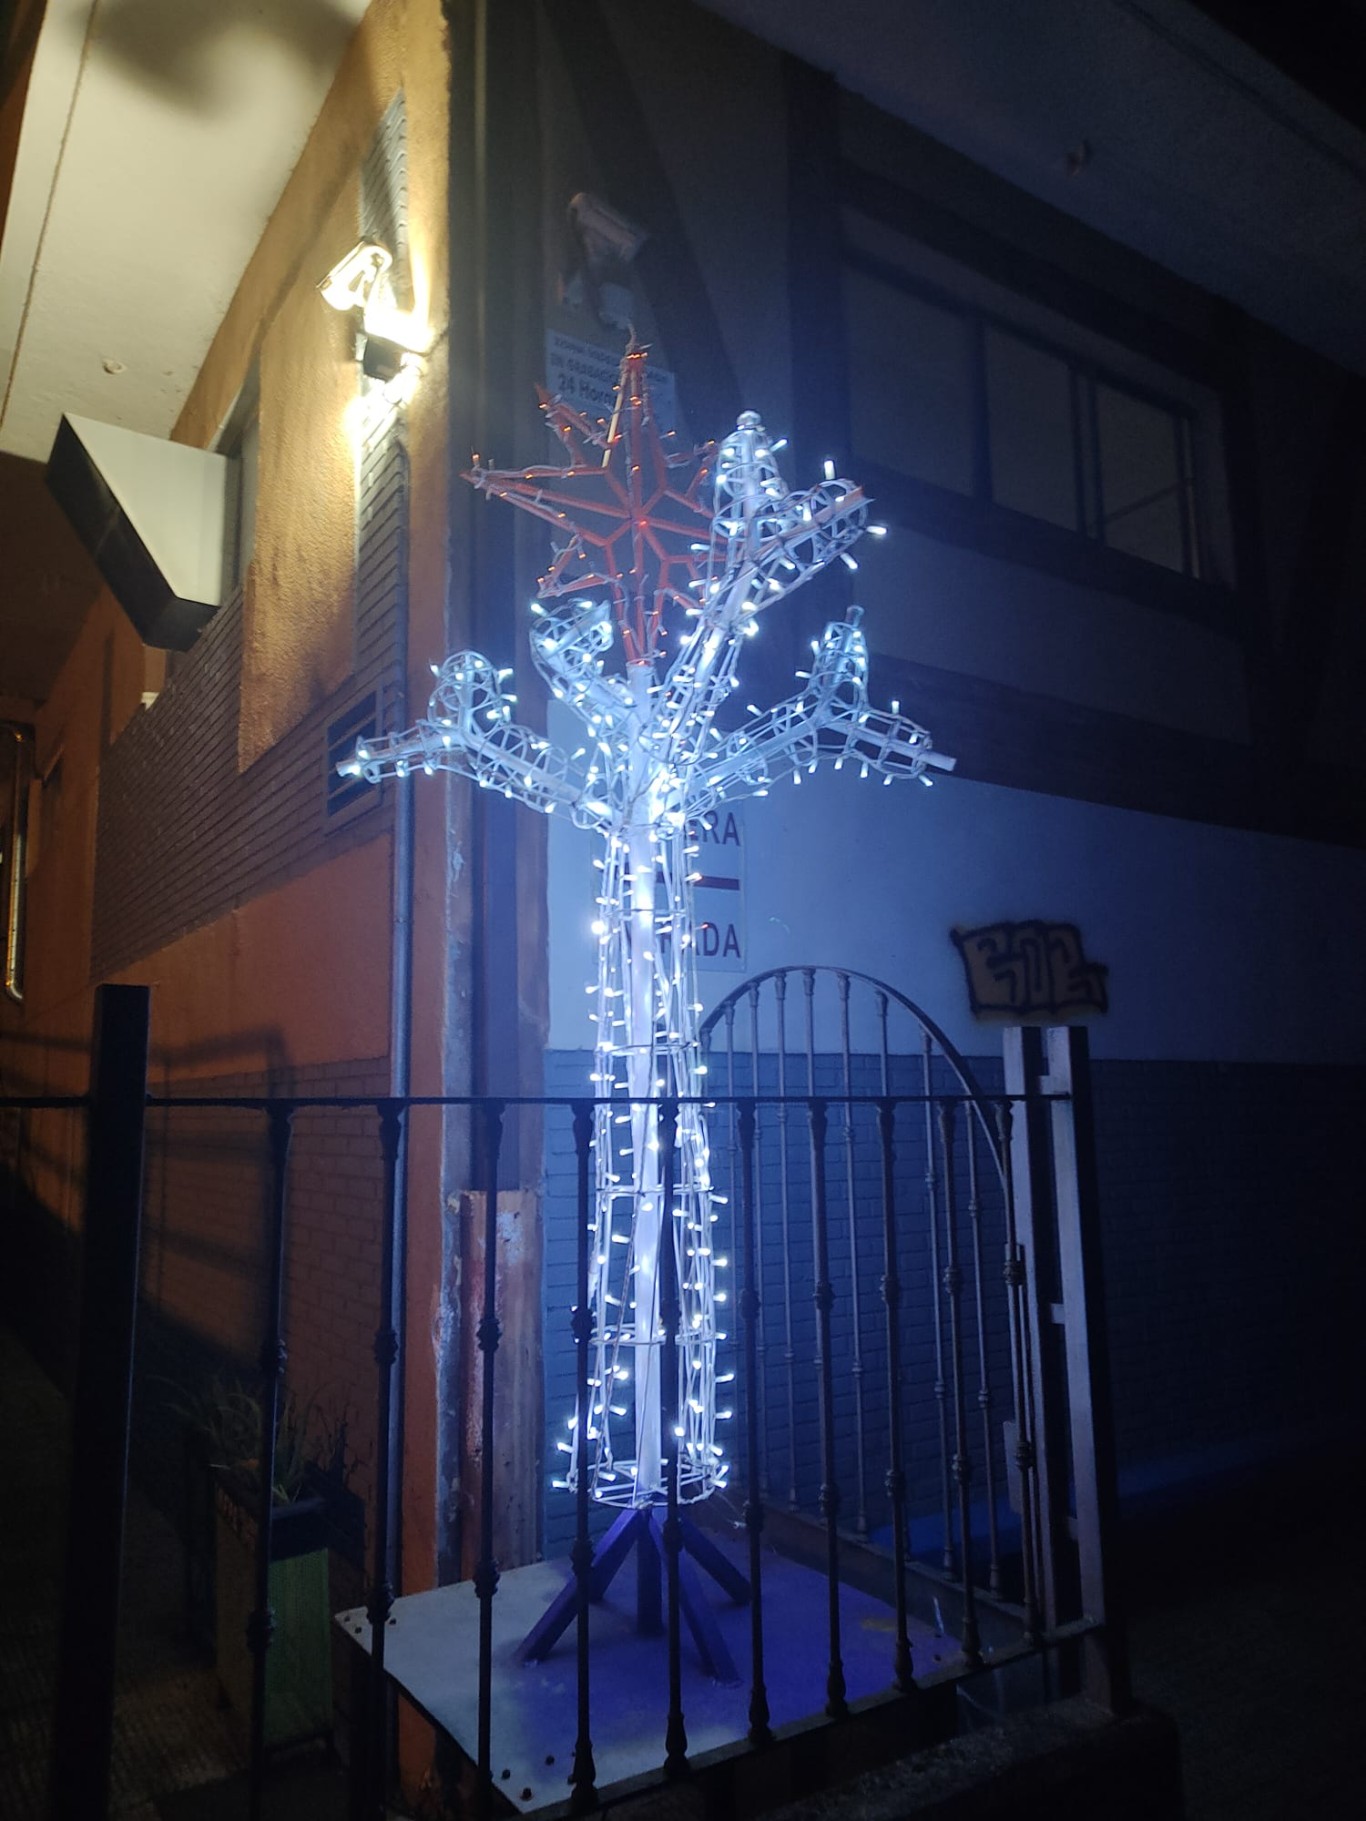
(133, 1056, 391, 1547)
(92, 406, 406, 976)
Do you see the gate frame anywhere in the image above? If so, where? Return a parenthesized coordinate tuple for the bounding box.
(1005, 1022, 1129, 1713)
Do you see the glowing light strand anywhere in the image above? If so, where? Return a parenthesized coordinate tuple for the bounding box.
(341, 347, 954, 1508)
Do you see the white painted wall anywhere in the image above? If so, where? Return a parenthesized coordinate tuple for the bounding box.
(549, 763, 1366, 1065)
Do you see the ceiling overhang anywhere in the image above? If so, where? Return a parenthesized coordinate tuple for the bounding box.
(698, 0, 1366, 377)
(0, 0, 368, 464)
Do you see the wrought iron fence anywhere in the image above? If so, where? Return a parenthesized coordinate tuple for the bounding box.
(4, 985, 1124, 1820)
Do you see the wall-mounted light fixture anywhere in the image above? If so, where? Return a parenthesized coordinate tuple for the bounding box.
(318, 238, 424, 403)
(318, 239, 393, 313)
(360, 333, 423, 405)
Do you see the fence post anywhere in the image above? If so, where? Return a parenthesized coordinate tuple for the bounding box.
(50, 984, 151, 1820)
(1000, 1025, 1064, 1631)
(1044, 1025, 1129, 1713)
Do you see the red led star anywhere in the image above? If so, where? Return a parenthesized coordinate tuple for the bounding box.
(465, 341, 715, 666)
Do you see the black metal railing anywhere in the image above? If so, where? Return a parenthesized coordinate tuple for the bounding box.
(4, 986, 1125, 1820)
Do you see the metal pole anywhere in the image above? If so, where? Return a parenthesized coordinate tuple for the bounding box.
(50, 984, 151, 1821)
(966, 1115, 1002, 1595)
(921, 1038, 954, 1574)
(364, 1100, 406, 1821)
(475, 1101, 506, 1811)
(248, 1104, 296, 1821)
(737, 1100, 772, 1743)
(837, 973, 869, 1535)
(937, 1101, 982, 1669)
(569, 1103, 598, 1811)
(808, 1096, 847, 1717)
(774, 974, 796, 1506)
(877, 1098, 914, 1692)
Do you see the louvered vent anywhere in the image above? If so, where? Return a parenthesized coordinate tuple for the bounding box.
(362, 93, 409, 306)
(326, 692, 380, 822)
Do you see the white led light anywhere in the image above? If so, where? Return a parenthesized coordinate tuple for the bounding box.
(334, 343, 952, 1512)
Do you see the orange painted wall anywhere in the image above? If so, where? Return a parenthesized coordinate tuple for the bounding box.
(1, 0, 454, 1662)
(113, 839, 391, 1084)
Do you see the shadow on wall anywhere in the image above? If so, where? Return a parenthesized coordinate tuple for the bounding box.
(1, 1020, 295, 1390)
(79, 0, 361, 112)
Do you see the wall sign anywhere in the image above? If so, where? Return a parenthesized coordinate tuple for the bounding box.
(688, 804, 744, 972)
(545, 330, 677, 432)
(952, 920, 1108, 1020)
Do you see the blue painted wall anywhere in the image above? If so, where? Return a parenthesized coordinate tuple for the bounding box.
(539, 756, 1366, 1559)
(549, 766, 1366, 1065)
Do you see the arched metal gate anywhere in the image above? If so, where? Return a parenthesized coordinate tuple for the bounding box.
(698, 965, 1123, 1706)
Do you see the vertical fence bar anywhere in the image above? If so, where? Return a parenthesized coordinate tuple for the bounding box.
(808, 1096, 848, 1716)
(878, 1098, 914, 1692)
(657, 1099, 689, 1777)
(996, 1100, 1040, 1644)
(837, 973, 869, 1536)
(569, 1103, 597, 1810)
(721, 1003, 741, 1429)
(737, 1099, 772, 1743)
(802, 974, 820, 1519)
(966, 1115, 1002, 1595)
(247, 1104, 295, 1821)
(775, 973, 797, 1506)
(364, 1099, 405, 1821)
(475, 1101, 506, 1811)
(922, 1039, 954, 1573)
(50, 985, 150, 1821)
(937, 1102, 981, 1667)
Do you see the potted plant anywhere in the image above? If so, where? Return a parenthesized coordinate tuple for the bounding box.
(172, 1375, 354, 1749)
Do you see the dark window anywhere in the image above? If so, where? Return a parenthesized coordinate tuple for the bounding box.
(1093, 381, 1194, 575)
(842, 247, 1207, 583)
(986, 328, 1078, 534)
(846, 271, 976, 494)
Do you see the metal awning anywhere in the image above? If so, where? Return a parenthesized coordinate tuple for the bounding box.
(45, 414, 229, 651)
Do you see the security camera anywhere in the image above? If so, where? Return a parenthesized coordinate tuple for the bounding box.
(568, 192, 648, 270)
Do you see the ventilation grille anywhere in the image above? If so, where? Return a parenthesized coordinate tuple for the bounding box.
(326, 692, 380, 822)
(361, 92, 409, 306)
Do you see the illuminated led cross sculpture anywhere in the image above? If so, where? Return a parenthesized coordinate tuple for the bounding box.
(343, 343, 953, 1668)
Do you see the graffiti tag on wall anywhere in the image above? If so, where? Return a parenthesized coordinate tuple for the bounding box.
(951, 920, 1108, 1020)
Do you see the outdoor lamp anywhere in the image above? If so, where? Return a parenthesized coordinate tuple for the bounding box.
(319, 238, 425, 403)
(317, 239, 393, 314)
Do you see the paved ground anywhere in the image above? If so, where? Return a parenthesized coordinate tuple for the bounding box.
(2, 1321, 1361, 1818)
(1125, 1468, 1366, 1821)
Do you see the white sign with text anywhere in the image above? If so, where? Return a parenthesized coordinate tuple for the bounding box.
(687, 803, 745, 972)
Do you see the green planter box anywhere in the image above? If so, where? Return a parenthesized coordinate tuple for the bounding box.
(214, 1474, 332, 1749)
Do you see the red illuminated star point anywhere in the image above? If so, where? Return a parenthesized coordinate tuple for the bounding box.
(464, 341, 715, 665)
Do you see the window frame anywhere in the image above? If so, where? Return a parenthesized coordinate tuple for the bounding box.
(832, 184, 1239, 634)
(844, 241, 1209, 590)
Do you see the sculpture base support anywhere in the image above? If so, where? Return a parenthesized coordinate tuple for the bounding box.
(516, 1506, 750, 1684)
